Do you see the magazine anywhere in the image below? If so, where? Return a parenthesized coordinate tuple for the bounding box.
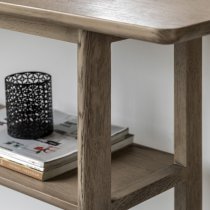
(0, 108, 128, 169)
(0, 134, 133, 180)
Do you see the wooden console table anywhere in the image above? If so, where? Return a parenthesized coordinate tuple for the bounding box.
(0, 1, 206, 210)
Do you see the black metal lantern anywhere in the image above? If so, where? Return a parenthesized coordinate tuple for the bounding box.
(5, 72, 53, 139)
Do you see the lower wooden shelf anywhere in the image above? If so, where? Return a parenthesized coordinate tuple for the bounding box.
(0, 144, 185, 210)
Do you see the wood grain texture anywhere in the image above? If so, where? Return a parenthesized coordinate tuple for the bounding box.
(0, 0, 210, 43)
(0, 13, 124, 43)
(112, 166, 183, 210)
(0, 145, 183, 210)
(111, 145, 184, 210)
(174, 38, 202, 210)
(0, 168, 78, 210)
(77, 31, 111, 210)
(0, 14, 79, 43)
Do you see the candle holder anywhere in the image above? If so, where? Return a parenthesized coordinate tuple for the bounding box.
(5, 72, 53, 139)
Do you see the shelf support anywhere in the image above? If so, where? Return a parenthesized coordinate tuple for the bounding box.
(77, 31, 111, 210)
(174, 38, 202, 210)
(0, 14, 79, 43)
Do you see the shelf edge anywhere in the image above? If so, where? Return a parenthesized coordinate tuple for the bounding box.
(111, 164, 185, 210)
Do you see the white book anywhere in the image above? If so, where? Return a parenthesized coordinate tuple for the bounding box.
(0, 108, 129, 170)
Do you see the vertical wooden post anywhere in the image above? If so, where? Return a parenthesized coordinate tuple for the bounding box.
(174, 38, 202, 210)
(77, 31, 111, 210)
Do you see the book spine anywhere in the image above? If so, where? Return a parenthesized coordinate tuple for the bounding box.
(0, 148, 44, 167)
(0, 153, 44, 171)
(0, 158, 43, 181)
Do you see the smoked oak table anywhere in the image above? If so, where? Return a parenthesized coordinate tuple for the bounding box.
(0, 1, 205, 210)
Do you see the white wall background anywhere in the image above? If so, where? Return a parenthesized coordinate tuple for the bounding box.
(0, 29, 209, 210)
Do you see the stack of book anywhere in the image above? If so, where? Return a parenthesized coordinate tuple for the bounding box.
(0, 108, 133, 181)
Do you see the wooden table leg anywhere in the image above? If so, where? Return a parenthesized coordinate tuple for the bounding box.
(174, 38, 202, 210)
(77, 31, 111, 210)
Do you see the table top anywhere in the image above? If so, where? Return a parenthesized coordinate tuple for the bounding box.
(0, 0, 210, 43)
